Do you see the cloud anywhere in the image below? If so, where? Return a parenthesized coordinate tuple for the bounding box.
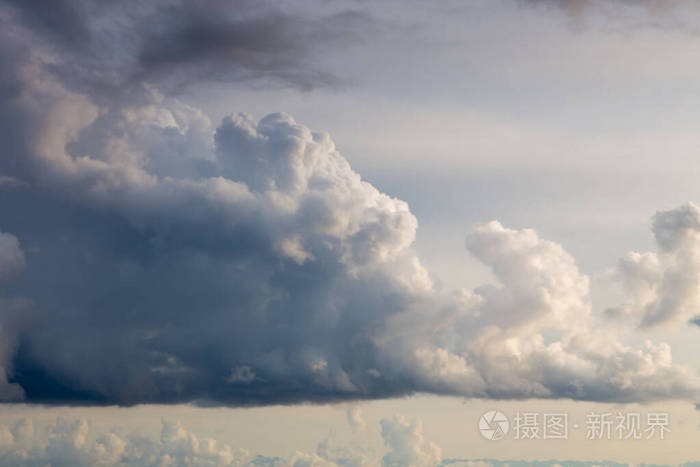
(517, 0, 694, 31)
(0, 63, 435, 404)
(0, 228, 26, 402)
(0, 410, 683, 466)
(397, 220, 699, 402)
(0, 75, 698, 404)
(347, 406, 366, 433)
(0, 0, 369, 94)
(0, 417, 252, 466)
(465, 221, 590, 333)
(0, 1, 698, 406)
(0, 414, 419, 467)
(442, 461, 628, 467)
(0, 230, 24, 281)
(0, 413, 406, 466)
(520, 0, 682, 17)
(607, 203, 700, 327)
(380, 416, 441, 467)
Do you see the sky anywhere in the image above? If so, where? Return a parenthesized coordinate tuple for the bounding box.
(1, 0, 700, 465)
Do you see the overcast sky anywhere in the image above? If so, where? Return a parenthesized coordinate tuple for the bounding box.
(2, 0, 700, 465)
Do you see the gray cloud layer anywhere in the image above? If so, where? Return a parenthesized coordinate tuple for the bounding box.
(1, 0, 366, 94)
(0, 0, 698, 407)
(520, 0, 699, 32)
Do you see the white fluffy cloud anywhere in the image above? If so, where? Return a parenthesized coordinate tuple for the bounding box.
(380, 416, 441, 467)
(0, 417, 251, 467)
(465, 221, 591, 333)
(346, 406, 366, 433)
(379, 220, 700, 402)
(0, 415, 426, 467)
(0, 412, 666, 467)
(608, 203, 700, 327)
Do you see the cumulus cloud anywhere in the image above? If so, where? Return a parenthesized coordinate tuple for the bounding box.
(0, 228, 26, 402)
(346, 406, 366, 433)
(0, 230, 24, 281)
(1, 83, 698, 403)
(0, 0, 698, 407)
(386, 220, 699, 402)
(0, 414, 425, 467)
(608, 203, 700, 327)
(0, 47, 434, 404)
(0, 417, 251, 466)
(0, 412, 646, 467)
(380, 416, 441, 467)
(0, 410, 658, 467)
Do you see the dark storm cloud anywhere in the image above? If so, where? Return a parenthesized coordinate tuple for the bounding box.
(2, 0, 91, 46)
(2, 0, 368, 92)
(134, 2, 366, 91)
(0, 112, 430, 406)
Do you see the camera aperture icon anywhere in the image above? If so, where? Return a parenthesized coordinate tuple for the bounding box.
(479, 410, 509, 441)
